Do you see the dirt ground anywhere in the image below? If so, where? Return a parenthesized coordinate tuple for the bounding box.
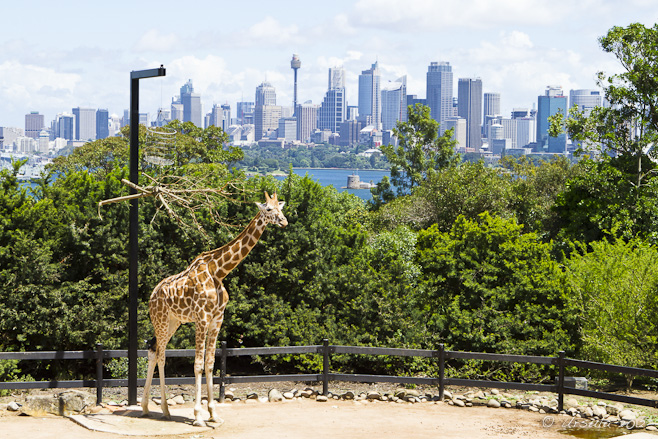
(0, 383, 654, 439)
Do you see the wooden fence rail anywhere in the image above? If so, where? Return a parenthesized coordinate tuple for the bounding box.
(1, 340, 657, 410)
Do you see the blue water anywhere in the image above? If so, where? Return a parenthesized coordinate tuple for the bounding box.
(276, 168, 389, 201)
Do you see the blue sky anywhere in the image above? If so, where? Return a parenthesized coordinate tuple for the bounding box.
(1, 0, 657, 128)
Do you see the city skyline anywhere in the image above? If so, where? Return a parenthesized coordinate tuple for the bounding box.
(1, 1, 657, 128)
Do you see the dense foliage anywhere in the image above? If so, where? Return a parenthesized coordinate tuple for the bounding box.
(1, 22, 658, 387)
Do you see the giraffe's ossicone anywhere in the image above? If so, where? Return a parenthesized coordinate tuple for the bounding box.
(141, 192, 287, 426)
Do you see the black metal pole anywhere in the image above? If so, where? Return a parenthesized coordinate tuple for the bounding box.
(557, 350, 566, 412)
(322, 339, 329, 396)
(128, 76, 139, 406)
(96, 343, 104, 405)
(438, 344, 445, 401)
(128, 66, 165, 406)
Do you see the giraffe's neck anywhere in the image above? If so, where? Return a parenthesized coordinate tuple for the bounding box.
(203, 212, 267, 281)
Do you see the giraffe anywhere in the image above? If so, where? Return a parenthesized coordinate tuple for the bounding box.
(141, 191, 287, 427)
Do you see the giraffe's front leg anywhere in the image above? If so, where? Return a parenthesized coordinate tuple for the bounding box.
(193, 323, 208, 427)
(205, 318, 224, 424)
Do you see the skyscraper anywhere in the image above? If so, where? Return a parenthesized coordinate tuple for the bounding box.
(569, 89, 602, 116)
(180, 80, 202, 127)
(254, 106, 282, 141)
(457, 78, 483, 151)
(54, 113, 75, 141)
(96, 109, 109, 139)
(25, 112, 45, 139)
(296, 103, 318, 143)
(72, 107, 96, 141)
(318, 67, 346, 134)
(381, 80, 404, 131)
(221, 104, 231, 131)
(426, 61, 453, 133)
(537, 86, 568, 153)
(255, 82, 277, 106)
(358, 61, 381, 129)
(236, 101, 254, 125)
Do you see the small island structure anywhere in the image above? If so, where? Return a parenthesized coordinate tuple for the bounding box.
(344, 171, 375, 189)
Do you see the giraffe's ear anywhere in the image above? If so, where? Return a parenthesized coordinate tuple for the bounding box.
(278, 201, 285, 209)
(264, 191, 271, 202)
(255, 202, 267, 211)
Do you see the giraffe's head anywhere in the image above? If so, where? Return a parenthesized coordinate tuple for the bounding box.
(256, 191, 288, 228)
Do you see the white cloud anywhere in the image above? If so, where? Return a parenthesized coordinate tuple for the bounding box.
(234, 17, 301, 48)
(0, 61, 80, 118)
(134, 29, 181, 53)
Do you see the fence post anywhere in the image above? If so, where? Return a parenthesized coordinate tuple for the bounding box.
(219, 341, 227, 403)
(438, 344, 445, 401)
(96, 343, 104, 406)
(557, 351, 565, 412)
(322, 339, 329, 396)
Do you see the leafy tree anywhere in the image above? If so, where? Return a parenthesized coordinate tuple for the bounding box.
(565, 238, 658, 387)
(380, 104, 457, 194)
(416, 213, 578, 361)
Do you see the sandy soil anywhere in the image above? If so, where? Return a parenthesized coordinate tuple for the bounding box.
(1, 383, 654, 439)
(0, 398, 571, 439)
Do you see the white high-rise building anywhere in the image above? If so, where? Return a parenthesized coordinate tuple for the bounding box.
(569, 89, 602, 116)
(72, 107, 96, 141)
(426, 61, 453, 132)
(381, 80, 404, 131)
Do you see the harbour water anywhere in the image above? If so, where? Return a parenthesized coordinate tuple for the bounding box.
(275, 168, 389, 201)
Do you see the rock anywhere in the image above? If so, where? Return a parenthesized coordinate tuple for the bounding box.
(646, 426, 658, 431)
(316, 395, 328, 402)
(539, 409, 546, 414)
(342, 391, 355, 400)
(564, 398, 579, 409)
(453, 399, 465, 407)
(299, 390, 313, 398)
(172, 395, 185, 405)
(268, 389, 284, 403)
(619, 409, 636, 420)
(606, 403, 623, 415)
(502, 402, 512, 408)
(366, 391, 381, 400)
(7, 402, 21, 412)
(592, 405, 607, 417)
(583, 407, 594, 418)
(394, 389, 406, 399)
(166, 399, 176, 406)
(487, 399, 501, 408)
(283, 392, 295, 400)
(246, 392, 258, 400)
(474, 391, 486, 399)
(490, 389, 499, 395)
(22, 390, 95, 417)
(528, 406, 539, 412)
(224, 390, 234, 400)
(443, 390, 452, 400)
(465, 402, 473, 407)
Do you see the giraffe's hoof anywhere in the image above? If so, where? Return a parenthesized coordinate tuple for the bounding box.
(193, 419, 207, 427)
(140, 412, 151, 418)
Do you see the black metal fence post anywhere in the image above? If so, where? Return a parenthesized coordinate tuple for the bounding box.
(219, 341, 227, 403)
(322, 339, 329, 396)
(557, 350, 565, 411)
(438, 344, 445, 401)
(96, 343, 104, 405)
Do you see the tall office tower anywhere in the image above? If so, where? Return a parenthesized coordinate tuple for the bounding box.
(171, 96, 184, 122)
(516, 117, 536, 148)
(25, 112, 45, 139)
(96, 109, 109, 139)
(291, 54, 301, 116)
(221, 104, 231, 131)
(397, 76, 408, 123)
(339, 120, 363, 147)
(255, 82, 277, 106)
(569, 89, 602, 116)
(444, 117, 467, 150)
(426, 61, 453, 132)
(536, 86, 568, 153)
(381, 80, 404, 131)
(358, 61, 381, 129)
(72, 107, 96, 141)
(329, 67, 345, 90)
(457, 78, 483, 151)
(296, 103, 318, 143)
(278, 117, 297, 141)
(236, 101, 255, 125)
(209, 104, 221, 128)
(0, 127, 24, 150)
(482, 92, 501, 138)
(318, 67, 346, 133)
(254, 105, 282, 141)
(54, 113, 75, 140)
(180, 80, 202, 127)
